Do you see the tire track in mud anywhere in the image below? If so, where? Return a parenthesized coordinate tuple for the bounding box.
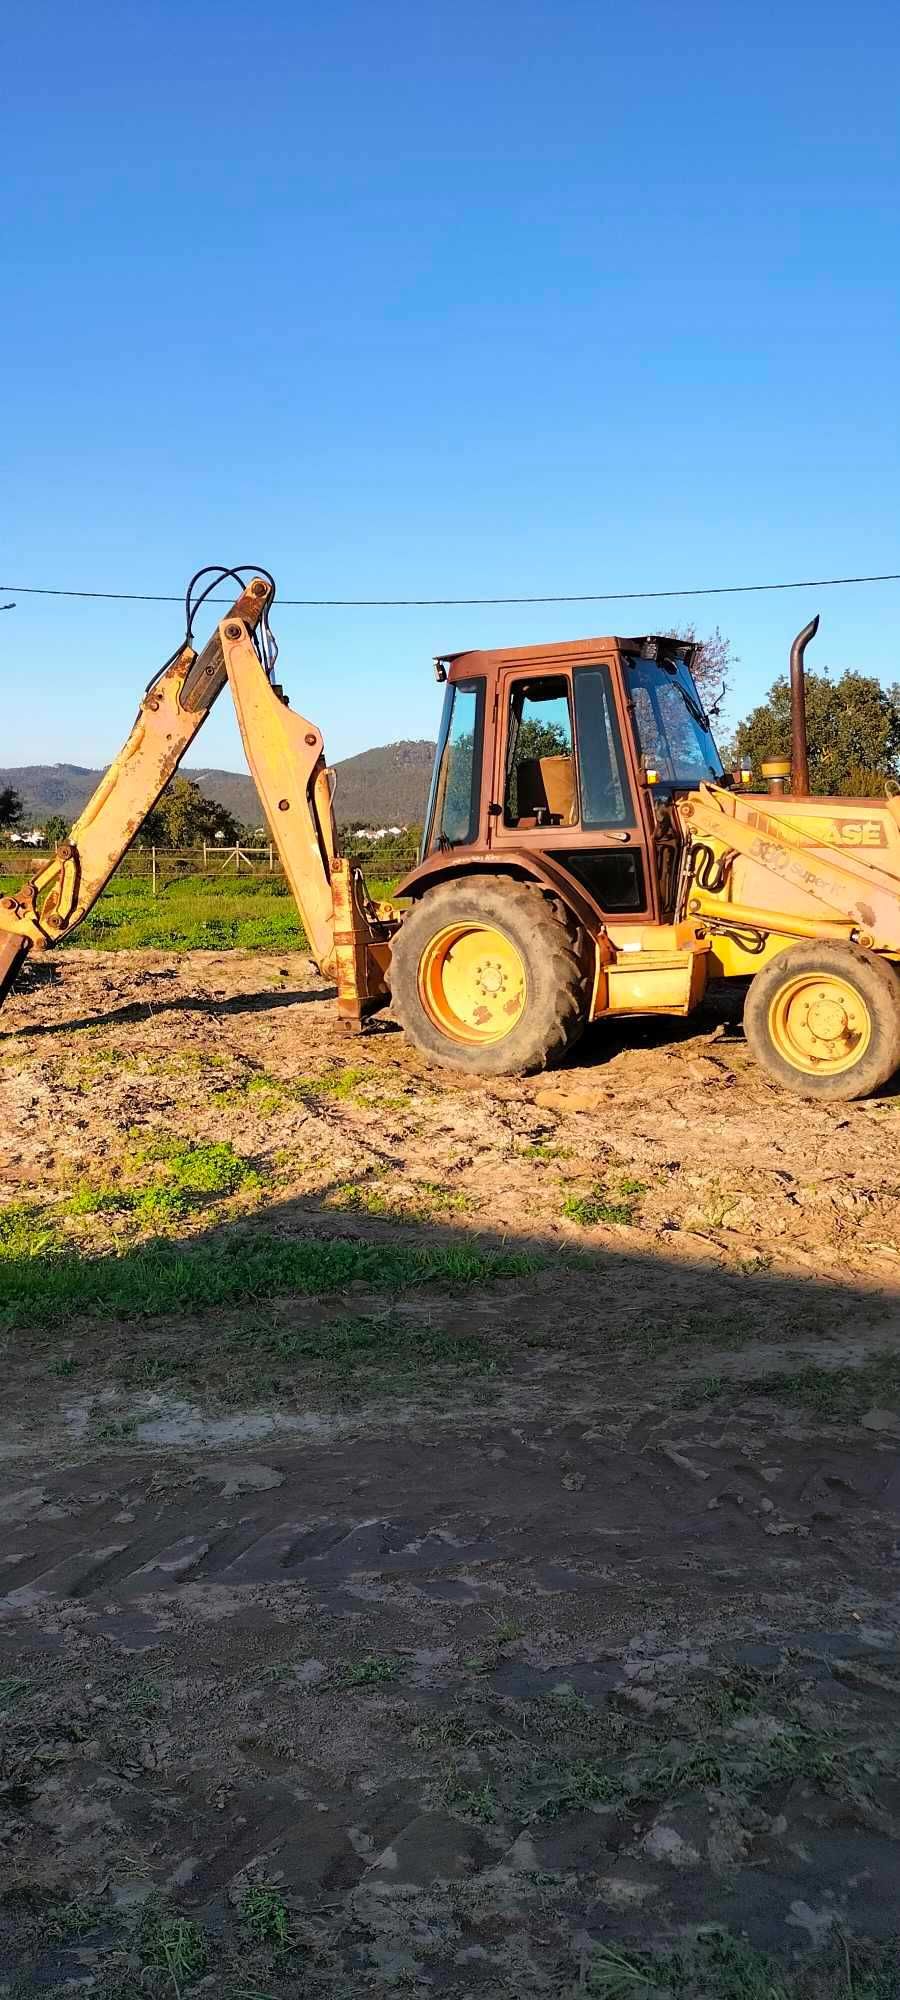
(2, 1424, 899, 1638)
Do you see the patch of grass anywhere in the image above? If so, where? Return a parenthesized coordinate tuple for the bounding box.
(519, 1142, 572, 1161)
(224, 1309, 498, 1389)
(44, 1898, 106, 1942)
(327, 1179, 392, 1217)
(561, 1188, 637, 1227)
(338, 1653, 399, 1687)
(130, 1136, 261, 1198)
(0, 1232, 536, 1332)
(240, 1884, 292, 1952)
(531, 1717, 868, 1823)
(126, 1675, 162, 1713)
(679, 1357, 900, 1423)
(94, 1415, 138, 1442)
(582, 1930, 900, 1999)
(585, 1932, 792, 1998)
(68, 1184, 135, 1216)
(48, 1352, 78, 1376)
(140, 1911, 208, 1991)
(415, 1181, 475, 1216)
(0, 1676, 28, 1709)
(0, 1202, 62, 1258)
(444, 1776, 498, 1824)
(64, 1141, 262, 1234)
(0, 867, 401, 954)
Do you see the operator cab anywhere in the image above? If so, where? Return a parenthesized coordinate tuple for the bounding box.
(415, 635, 724, 925)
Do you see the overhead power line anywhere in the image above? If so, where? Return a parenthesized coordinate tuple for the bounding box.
(0, 570, 898, 609)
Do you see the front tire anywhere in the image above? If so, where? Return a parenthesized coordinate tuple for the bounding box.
(744, 941, 900, 1101)
(389, 874, 590, 1076)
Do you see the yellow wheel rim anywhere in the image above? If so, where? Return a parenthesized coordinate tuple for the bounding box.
(768, 972, 872, 1076)
(418, 923, 527, 1045)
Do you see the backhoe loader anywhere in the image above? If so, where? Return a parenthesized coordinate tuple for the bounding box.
(3, 565, 900, 1102)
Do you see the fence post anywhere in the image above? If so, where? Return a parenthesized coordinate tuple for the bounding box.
(203, 841, 207, 872)
(269, 843, 274, 872)
(151, 847, 157, 896)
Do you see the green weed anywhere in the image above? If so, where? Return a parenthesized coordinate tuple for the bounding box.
(240, 1883, 292, 1952)
(44, 1899, 107, 1943)
(562, 1189, 636, 1227)
(339, 1654, 399, 1687)
(130, 1136, 260, 1198)
(445, 1777, 498, 1824)
(140, 1911, 208, 1990)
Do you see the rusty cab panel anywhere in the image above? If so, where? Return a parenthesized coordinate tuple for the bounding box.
(400, 635, 700, 925)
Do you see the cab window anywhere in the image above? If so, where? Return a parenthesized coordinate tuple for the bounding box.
(504, 676, 576, 827)
(572, 665, 633, 828)
(424, 678, 484, 850)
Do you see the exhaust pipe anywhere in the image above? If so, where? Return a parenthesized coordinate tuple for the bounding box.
(789, 614, 819, 797)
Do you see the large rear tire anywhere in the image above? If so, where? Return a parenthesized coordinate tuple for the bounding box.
(744, 940, 900, 1101)
(390, 875, 590, 1075)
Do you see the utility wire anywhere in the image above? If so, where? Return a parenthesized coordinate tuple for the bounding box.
(0, 570, 898, 609)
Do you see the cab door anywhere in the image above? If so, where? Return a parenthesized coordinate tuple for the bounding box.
(490, 660, 653, 921)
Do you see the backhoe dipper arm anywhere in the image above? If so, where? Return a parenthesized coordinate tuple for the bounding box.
(218, 615, 339, 976)
(0, 577, 274, 1006)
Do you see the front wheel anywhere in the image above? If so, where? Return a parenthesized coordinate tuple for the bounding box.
(389, 874, 590, 1075)
(744, 941, 900, 1100)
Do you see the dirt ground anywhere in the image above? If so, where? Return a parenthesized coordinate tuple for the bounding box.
(2, 949, 900, 1997)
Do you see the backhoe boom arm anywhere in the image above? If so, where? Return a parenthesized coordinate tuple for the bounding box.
(0, 572, 395, 1027)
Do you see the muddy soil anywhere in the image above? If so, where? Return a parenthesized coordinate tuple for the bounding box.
(1, 950, 900, 1996)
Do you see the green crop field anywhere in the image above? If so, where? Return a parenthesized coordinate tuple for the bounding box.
(0, 870, 399, 952)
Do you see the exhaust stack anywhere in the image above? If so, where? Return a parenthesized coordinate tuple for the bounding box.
(789, 614, 819, 797)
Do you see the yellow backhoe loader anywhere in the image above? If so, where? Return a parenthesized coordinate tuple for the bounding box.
(3, 565, 900, 1102)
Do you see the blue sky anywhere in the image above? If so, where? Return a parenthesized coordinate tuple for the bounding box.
(3, 0, 898, 775)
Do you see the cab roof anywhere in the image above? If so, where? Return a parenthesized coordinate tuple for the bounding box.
(435, 635, 699, 678)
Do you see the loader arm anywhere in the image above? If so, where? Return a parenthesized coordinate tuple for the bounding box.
(0, 576, 279, 1005)
(679, 784, 900, 951)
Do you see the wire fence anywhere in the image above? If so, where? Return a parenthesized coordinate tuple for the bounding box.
(0, 838, 415, 893)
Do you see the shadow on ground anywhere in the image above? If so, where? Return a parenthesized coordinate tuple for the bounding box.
(2, 1166, 900, 1996)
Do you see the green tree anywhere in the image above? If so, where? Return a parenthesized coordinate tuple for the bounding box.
(142, 776, 240, 848)
(665, 625, 736, 707)
(43, 813, 70, 848)
(735, 669, 900, 796)
(0, 786, 23, 832)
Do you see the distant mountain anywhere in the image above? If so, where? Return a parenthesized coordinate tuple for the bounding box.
(0, 739, 437, 833)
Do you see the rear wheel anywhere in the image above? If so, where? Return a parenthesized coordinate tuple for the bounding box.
(389, 874, 590, 1075)
(744, 941, 900, 1100)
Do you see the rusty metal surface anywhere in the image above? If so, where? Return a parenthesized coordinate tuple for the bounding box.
(331, 859, 393, 1026)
